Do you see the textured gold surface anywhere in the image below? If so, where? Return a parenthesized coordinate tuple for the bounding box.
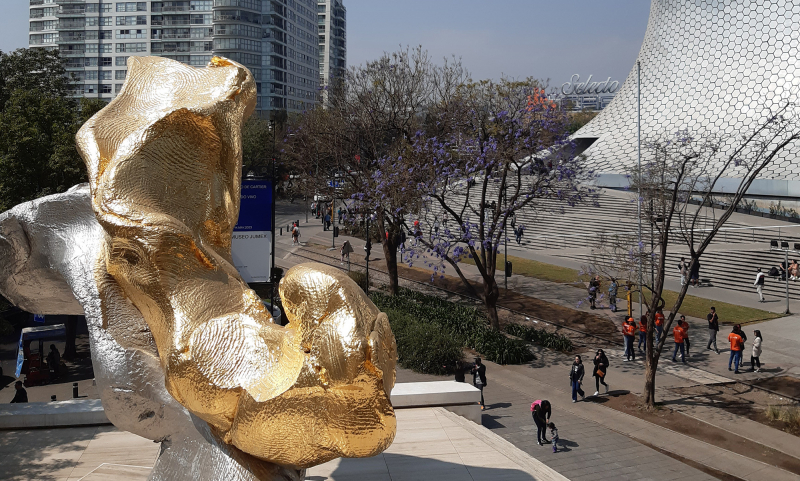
(74, 56, 396, 469)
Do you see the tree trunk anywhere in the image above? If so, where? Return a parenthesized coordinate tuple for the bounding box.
(383, 240, 399, 295)
(644, 348, 659, 408)
(483, 276, 500, 330)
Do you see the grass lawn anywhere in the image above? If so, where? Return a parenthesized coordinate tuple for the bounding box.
(464, 253, 782, 325)
(461, 253, 584, 284)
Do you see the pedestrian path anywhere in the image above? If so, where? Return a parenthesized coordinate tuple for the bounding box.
(397, 368, 716, 481)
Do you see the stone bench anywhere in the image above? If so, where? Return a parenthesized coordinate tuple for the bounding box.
(0, 399, 109, 429)
(391, 381, 482, 424)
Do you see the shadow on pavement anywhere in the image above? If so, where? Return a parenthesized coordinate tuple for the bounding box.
(585, 390, 631, 404)
(482, 413, 510, 429)
(556, 438, 579, 452)
(320, 453, 540, 480)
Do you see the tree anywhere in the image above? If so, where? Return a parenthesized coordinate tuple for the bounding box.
(587, 100, 800, 408)
(0, 49, 107, 212)
(241, 117, 275, 177)
(284, 47, 468, 294)
(408, 79, 594, 329)
(0, 48, 72, 107)
(0, 49, 105, 348)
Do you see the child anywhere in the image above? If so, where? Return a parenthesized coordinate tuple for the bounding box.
(548, 422, 559, 453)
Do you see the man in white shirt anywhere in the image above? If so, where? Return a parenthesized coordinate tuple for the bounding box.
(754, 268, 766, 303)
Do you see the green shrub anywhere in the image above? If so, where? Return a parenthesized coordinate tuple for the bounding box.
(504, 323, 573, 352)
(347, 270, 369, 291)
(384, 309, 463, 375)
(371, 288, 534, 366)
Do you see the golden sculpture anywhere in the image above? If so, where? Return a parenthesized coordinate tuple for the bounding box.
(75, 56, 396, 469)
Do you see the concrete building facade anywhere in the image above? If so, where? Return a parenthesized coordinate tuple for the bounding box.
(28, 0, 320, 115)
(317, 0, 345, 93)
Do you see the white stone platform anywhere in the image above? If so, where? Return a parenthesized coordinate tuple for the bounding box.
(0, 399, 109, 429)
(306, 407, 569, 481)
(391, 381, 482, 424)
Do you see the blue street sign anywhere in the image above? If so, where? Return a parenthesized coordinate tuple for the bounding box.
(232, 179, 273, 283)
(33, 314, 45, 324)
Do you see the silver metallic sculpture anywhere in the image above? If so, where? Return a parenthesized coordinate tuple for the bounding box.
(575, 0, 800, 196)
(0, 188, 310, 480)
(0, 185, 280, 480)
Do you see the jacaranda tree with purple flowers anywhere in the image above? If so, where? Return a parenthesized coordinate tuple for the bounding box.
(586, 98, 800, 409)
(284, 47, 468, 295)
(403, 79, 596, 330)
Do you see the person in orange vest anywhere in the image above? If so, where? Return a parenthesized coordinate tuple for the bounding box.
(727, 326, 744, 374)
(671, 318, 687, 363)
(637, 314, 647, 353)
(654, 309, 665, 342)
(623, 318, 636, 361)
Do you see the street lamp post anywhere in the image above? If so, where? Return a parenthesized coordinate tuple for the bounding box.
(637, 60, 643, 320)
(504, 185, 508, 290)
(270, 119, 277, 315)
(365, 216, 370, 295)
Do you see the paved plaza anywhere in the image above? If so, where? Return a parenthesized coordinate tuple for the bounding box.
(272, 197, 800, 481)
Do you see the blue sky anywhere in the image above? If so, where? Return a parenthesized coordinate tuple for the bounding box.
(1, 0, 650, 87)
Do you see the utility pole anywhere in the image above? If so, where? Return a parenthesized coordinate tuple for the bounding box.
(504, 185, 508, 290)
(637, 59, 643, 321)
(365, 216, 370, 295)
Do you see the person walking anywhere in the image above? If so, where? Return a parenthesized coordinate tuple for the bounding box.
(750, 330, 763, 372)
(679, 257, 689, 287)
(671, 318, 687, 363)
(754, 268, 766, 303)
(291, 223, 300, 246)
(471, 358, 487, 410)
(654, 309, 665, 342)
(323, 213, 331, 231)
(608, 279, 618, 312)
(548, 423, 559, 453)
(514, 225, 524, 245)
(638, 314, 647, 353)
(531, 399, 552, 446)
(592, 349, 610, 395)
(453, 360, 467, 382)
(568, 355, 585, 402)
(623, 318, 636, 361)
(736, 324, 748, 369)
(689, 259, 701, 287)
(706, 307, 720, 354)
(46, 344, 61, 381)
(10, 381, 27, 403)
(588, 276, 600, 309)
(340, 240, 353, 265)
(728, 326, 744, 374)
(681, 315, 691, 357)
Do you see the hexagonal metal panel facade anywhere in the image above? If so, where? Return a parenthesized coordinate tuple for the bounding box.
(575, 0, 800, 195)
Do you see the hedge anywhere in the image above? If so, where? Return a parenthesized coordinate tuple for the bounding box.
(383, 308, 464, 375)
(504, 323, 573, 352)
(370, 288, 534, 368)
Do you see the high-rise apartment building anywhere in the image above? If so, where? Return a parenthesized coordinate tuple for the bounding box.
(316, 0, 344, 92)
(28, 0, 320, 115)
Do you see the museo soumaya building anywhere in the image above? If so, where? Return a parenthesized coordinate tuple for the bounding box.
(574, 0, 800, 198)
